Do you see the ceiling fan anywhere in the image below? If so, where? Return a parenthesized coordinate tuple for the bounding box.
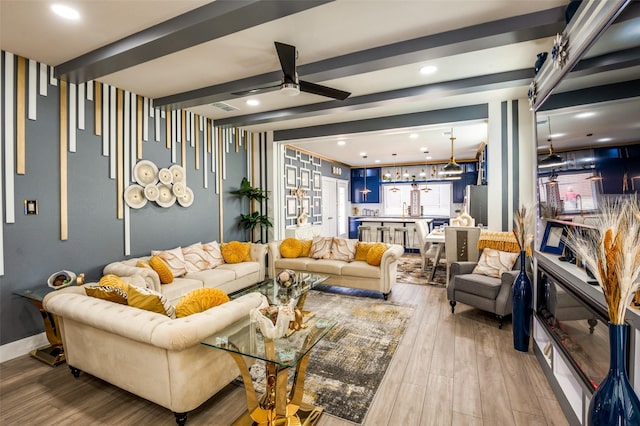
(232, 42, 351, 100)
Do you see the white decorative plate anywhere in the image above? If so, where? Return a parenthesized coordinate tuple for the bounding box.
(47, 270, 77, 290)
(144, 184, 159, 201)
(178, 187, 194, 207)
(170, 164, 185, 183)
(172, 182, 186, 197)
(133, 160, 158, 187)
(124, 184, 148, 209)
(156, 184, 176, 208)
(158, 168, 173, 185)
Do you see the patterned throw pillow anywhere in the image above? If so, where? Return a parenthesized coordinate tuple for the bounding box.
(99, 274, 129, 292)
(309, 236, 333, 259)
(366, 243, 388, 266)
(149, 255, 174, 284)
(151, 247, 187, 277)
(331, 238, 358, 262)
(472, 248, 519, 278)
(127, 285, 176, 318)
(175, 288, 230, 318)
(220, 241, 251, 264)
(300, 240, 313, 257)
(182, 243, 212, 273)
(355, 242, 376, 261)
(85, 285, 129, 305)
(202, 241, 224, 268)
(280, 238, 303, 258)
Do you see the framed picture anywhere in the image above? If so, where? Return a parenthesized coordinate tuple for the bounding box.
(285, 165, 297, 188)
(286, 197, 297, 219)
(301, 197, 310, 214)
(313, 196, 322, 217)
(540, 221, 567, 255)
(313, 171, 321, 190)
(300, 169, 311, 190)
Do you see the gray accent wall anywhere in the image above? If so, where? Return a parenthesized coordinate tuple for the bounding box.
(0, 51, 248, 345)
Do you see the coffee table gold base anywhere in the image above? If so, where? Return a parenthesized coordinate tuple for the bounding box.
(232, 403, 323, 426)
(30, 344, 65, 366)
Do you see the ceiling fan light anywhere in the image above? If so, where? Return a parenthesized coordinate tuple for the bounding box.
(281, 83, 300, 96)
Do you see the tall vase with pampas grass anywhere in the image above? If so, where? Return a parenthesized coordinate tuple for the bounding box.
(566, 199, 640, 425)
(512, 205, 534, 352)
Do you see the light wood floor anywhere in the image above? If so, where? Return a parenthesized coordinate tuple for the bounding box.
(0, 283, 568, 426)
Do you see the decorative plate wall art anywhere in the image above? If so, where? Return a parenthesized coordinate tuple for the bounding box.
(124, 160, 195, 208)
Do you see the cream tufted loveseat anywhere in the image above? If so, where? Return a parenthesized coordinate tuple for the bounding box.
(103, 243, 267, 305)
(266, 240, 404, 299)
(43, 285, 263, 425)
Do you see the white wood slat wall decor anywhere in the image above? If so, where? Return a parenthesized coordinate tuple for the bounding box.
(0, 50, 256, 264)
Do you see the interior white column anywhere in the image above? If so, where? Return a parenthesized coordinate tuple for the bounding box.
(487, 101, 503, 231)
(518, 98, 536, 208)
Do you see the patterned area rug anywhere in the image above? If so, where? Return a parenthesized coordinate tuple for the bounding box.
(396, 253, 447, 286)
(249, 289, 415, 424)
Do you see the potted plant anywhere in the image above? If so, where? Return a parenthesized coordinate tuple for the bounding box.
(230, 177, 272, 243)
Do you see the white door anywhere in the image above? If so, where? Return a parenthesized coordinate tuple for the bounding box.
(322, 177, 337, 236)
(337, 180, 348, 238)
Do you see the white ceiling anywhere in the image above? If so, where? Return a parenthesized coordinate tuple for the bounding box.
(1, 0, 637, 167)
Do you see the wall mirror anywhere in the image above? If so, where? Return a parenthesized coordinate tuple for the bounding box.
(535, 2, 640, 220)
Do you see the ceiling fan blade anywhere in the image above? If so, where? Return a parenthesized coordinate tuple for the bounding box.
(231, 84, 280, 97)
(300, 80, 351, 100)
(274, 41, 297, 83)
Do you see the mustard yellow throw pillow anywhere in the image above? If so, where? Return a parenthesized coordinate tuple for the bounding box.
(175, 288, 230, 318)
(300, 240, 312, 257)
(355, 242, 375, 261)
(99, 274, 129, 292)
(127, 285, 176, 318)
(366, 243, 388, 266)
(151, 247, 187, 277)
(221, 241, 251, 264)
(280, 238, 303, 258)
(149, 255, 174, 284)
(85, 285, 128, 305)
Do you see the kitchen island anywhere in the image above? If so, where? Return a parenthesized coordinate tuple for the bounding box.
(349, 216, 449, 249)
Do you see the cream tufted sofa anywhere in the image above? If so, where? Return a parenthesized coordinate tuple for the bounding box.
(103, 243, 267, 305)
(43, 285, 263, 426)
(266, 241, 404, 299)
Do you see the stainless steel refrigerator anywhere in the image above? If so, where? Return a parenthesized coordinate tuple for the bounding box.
(465, 185, 488, 227)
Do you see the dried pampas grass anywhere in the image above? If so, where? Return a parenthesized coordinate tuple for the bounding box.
(566, 199, 640, 324)
(513, 205, 534, 252)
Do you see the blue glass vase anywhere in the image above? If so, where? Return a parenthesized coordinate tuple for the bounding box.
(512, 251, 532, 352)
(589, 323, 640, 425)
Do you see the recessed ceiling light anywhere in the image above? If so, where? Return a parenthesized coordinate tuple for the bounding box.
(359, 152, 367, 157)
(597, 137, 613, 142)
(426, 156, 432, 160)
(51, 4, 80, 20)
(420, 147, 428, 152)
(419, 65, 437, 75)
(246, 99, 260, 106)
(374, 160, 380, 163)
(409, 133, 419, 139)
(549, 133, 565, 138)
(337, 140, 346, 146)
(576, 112, 596, 119)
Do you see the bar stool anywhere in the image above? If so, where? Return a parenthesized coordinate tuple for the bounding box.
(393, 227, 409, 248)
(377, 226, 391, 243)
(357, 225, 372, 242)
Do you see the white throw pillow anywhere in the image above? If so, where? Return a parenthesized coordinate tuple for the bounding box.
(472, 248, 518, 278)
(309, 236, 333, 259)
(330, 238, 358, 262)
(182, 243, 213, 273)
(202, 241, 225, 268)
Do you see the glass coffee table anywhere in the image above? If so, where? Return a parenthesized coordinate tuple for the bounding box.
(202, 315, 336, 425)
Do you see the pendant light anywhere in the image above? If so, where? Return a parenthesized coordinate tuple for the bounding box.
(390, 153, 400, 192)
(547, 169, 558, 186)
(439, 128, 463, 176)
(538, 117, 564, 168)
(359, 154, 372, 200)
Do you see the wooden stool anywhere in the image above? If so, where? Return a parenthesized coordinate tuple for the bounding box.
(377, 226, 391, 243)
(357, 225, 372, 242)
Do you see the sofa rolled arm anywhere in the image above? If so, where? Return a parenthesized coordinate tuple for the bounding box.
(103, 260, 161, 292)
(250, 243, 267, 281)
(379, 244, 404, 294)
(266, 241, 283, 279)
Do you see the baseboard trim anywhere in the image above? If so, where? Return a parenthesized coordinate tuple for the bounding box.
(0, 332, 48, 363)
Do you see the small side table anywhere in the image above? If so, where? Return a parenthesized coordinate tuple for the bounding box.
(14, 286, 65, 366)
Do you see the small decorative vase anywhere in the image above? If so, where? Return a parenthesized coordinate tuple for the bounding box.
(512, 251, 532, 352)
(589, 323, 640, 425)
